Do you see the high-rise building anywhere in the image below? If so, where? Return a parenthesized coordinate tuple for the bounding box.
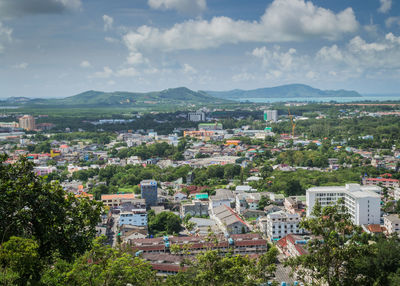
(19, 115, 35, 131)
(264, 110, 278, 122)
(140, 180, 158, 207)
(188, 111, 206, 122)
(306, 184, 381, 225)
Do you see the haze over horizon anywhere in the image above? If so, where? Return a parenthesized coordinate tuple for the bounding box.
(1, 0, 400, 98)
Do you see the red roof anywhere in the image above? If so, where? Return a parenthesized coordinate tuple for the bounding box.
(151, 263, 187, 272)
(234, 240, 267, 247)
(367, 178, 399, 182)
(101, 193, 135, 200)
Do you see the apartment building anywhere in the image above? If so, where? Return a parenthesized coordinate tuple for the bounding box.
(259, 211, 303, 241)
(384, 214, 400, 235)
(306, 184, 381, 225)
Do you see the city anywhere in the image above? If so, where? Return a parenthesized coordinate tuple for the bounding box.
(1, 0, 400, 285)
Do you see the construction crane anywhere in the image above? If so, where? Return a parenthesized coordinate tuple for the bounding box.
(287, 107, 296, 138)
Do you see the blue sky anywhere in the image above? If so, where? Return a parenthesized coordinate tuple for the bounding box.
(0, 0, 400, 98)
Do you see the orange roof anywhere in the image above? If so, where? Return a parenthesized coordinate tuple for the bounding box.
(60, 145, 69, 148)
(75, 192, 94, 199)
(101, 193, 135, 200)
(367, 224, 384, 233)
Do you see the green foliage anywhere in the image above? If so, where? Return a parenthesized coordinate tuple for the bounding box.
(286, 202, 371, 286)
(165, 246, 278, 286)
(41, 237, 158, 286)
(0, 237, 41, 285)
(0, 156, 103, 261)
(148, 211, 183, 236)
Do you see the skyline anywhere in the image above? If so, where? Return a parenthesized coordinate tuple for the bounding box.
(1, 0, 400, 98)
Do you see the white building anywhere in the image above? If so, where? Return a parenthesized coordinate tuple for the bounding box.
(384, 214, 400, 235)
(188, 111, 206, 122)
(306, 184, 381, 225)
(259, 211, 303, 241)
(264, 110, 278, 122)
(119, 211, 147, 227)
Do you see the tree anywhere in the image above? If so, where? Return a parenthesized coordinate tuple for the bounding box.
(0, 156, 103, 261)
(286, 201, 371, 286)
(41, 237, 158, 286)
(148, 211, 183, 236)
(0, 237, 41, 285)
(257, 196, 270, 210)
(165, 246, 278, 286)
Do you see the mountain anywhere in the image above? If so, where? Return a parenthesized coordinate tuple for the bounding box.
(204, 84, 361, 100)
(0, 87, 231, 107)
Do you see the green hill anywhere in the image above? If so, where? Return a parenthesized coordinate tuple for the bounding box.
(204, 84, 361, 100)
(1, 87, 231, 107)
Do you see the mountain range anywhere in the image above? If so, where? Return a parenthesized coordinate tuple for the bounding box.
(204, 84, 361, 100)
(0, 84, 361, 107)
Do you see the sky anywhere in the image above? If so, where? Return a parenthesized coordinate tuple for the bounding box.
(0, 0, 400, 98)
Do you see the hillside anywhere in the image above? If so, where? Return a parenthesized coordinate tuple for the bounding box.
(204, 84, 361, 100)
(0, 87, 231, 107)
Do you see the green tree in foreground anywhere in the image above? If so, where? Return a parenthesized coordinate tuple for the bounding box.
(165, 247, 279, 286)
(286, 201, 371, 286)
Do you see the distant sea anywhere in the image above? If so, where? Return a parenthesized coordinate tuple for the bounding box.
(239, 94, 400, 103)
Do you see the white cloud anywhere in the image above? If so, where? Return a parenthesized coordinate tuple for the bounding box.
(182, 63, 197, 74)
(116, 67, 138, 77)
(232, 72, 256, 82)
(105, 37, 119, 43)
(0, 21, 12, 52)
(378, 0, 392, 13)
(348, 36, 388, 52)
(385, 17, 400, 28)
(12, 62, 28, 69)
(80, 60, 91, 68)
(251, 46, 299, 70)
(127, 52, 147, 65)
(124, 0, 358, 55)
(103, 15, 113, 31)
(91, 66, 113, 78)
(148, 0, 206, 14)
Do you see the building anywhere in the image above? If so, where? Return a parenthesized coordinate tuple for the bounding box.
(277, 234, 309, 258)
(140, 180, 158, 207)
(211, 205, 250, 235)
(209, 189, 234, 209)
(306, 184, 381, 225)
(180, 200, 209, 218)
(101, 193, 136, 207)
(362, 177, 399, 188)
(259, 211, 303, 241)
(19, 115, 35, 131)
(188, 111, 206, 122)
(119, 211, 147, 227)
(264, 110, 278, 122)
(384, 215, 400, 235)
(198, 123, 223, 130)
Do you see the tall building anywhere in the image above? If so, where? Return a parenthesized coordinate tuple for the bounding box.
(140, 180, 158, 207)
(264, 110, 278, 122)
(306, 184, 381, 225)
(19, 115, 35, 131)
(259, 211, 304, 241)
(188, 111, 206, 122)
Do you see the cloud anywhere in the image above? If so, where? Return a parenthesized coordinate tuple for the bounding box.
(0, 0, 82, 18)
(80, 60, 91, 68)
(252, 46, 299, 70)
(103, 15, 113, 31)
(148, 0, 206, 14)
(127, 52, 147, 65)
(105, 37, 119, 43)
(12, 62, 28, 69)
(116, 67, 138, 77)
(378, 0, 392, 13)
(124, 0, 358, 55)
(182, 63, 197, 74)
(91, 66, 113, 78)
(385, 17, 400, 28)
(0, 21, 12, 52)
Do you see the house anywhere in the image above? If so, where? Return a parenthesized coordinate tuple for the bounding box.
(268, 193, 285, 205)
(209, 189, 234, 209)
(211, 205, 250, 235)
(181, 200, 209, 218)
(174, 192, 188, 202)
(384, 214, 400, 235)
(101, 193, 136, 207)
(259, 211, 304, 241)
(277, 234, 309, 258)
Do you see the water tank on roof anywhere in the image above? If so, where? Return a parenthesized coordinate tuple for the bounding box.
(281, 282, 287, 286)
(163, 236, 169, 242)
(228, 238, 234, 245)
(135, 250, 143, 257)
(165, 242, 170, 248)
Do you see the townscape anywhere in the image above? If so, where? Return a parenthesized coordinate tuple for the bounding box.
(2, 0, 400, 285)
(1, 101, 400, 285)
